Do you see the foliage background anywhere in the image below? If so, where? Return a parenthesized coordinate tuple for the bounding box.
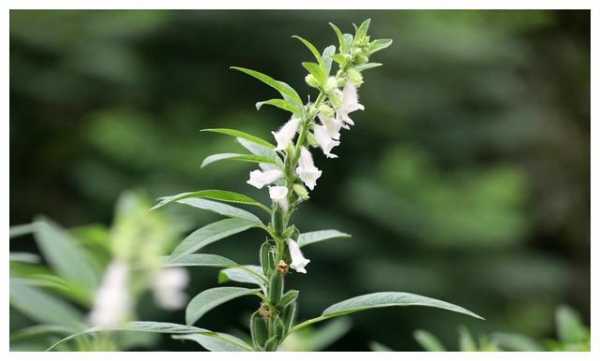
(9, 10, 590, 351)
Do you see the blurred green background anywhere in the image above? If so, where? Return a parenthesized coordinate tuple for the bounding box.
(10, 10, 589, 351)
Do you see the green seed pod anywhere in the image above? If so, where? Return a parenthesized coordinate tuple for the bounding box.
(282, 302, 298, 331)
(269, 272, 284, 305)
(274, 317, 287, 341)
(250, 311, 269, 350)
(271, 205, 285, 237)
(264, 335, 279, 351)
(259, 241, 273, 278)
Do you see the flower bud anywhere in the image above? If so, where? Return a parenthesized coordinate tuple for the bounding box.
(347, 68, 364, 87)
(276, 260, 289, 274)
(258, 303, 273, 319)
(329, 89, 343, 109)
(305, 74, 319, 88)
(324, 76, 338, 93)
(356, 54, 369, 64)
(318, 104, 335, 118)
(293, 183, 309, 200)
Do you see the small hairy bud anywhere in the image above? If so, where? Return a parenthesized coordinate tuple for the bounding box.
(324, 76, 338, 93)
(276, 260, 289, 274)
(258, 303, 273, 319)
(347, 68, 364, 87)
(318, 104, 335, 118)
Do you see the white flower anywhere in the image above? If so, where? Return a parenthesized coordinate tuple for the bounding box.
(295, 147, 322, 190)
(269, 185, 289, 211)
(272, 116, 300, 151)
(313, 124, 340, 159)
(152, 268, 189, 310)
(247, 169, 284, 189)
(318, 113, 343, 140)
(89, 260, 132, 328)
(335, 82, 364, 128)
(287, 239, 310, 274)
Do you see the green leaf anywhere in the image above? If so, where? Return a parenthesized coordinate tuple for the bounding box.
(169, 218, 260, 260)
(10, 324, 74, 343)
(491, 332, 542, 351)
(186, 287, 260, 325)
(256, 98, 302, 115)
(173, 333, 253, 352)
(293, 292, 483, 332)
(200, 128, 275, 149)
(413, 330, 447, 351)
(200, 153, 278, 169)
(219, 265, 267, 287)
(297, 229, 351, 248)
(305, 318, 352, 351)
(369, 39, 393, 55)
(354, 62, 383, 72)
(162, 254, 238, 268)
(556, 305, 588, 343)
(10, 278, 83, 330)
(46, 321, 211, 351)
(230, 66, 302, 106)
(292, 35, 322, 64)
(10, 223, 37, 238)
(152, 189, 269, 212)
(458, 326, 477, 351)
(32, 217, 99, 293)
(10, 252, 40, 263)
(370, 341, 393, 352)
(329, 23, 347, 53)
(302, 62, 326, 84)
(354, 18, 371, 43)
(175, 198, 263, 224)
(321, 45, 336, 75)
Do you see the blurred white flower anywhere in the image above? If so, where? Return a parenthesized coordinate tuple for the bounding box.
(336, 83, 364, 128)
(287, 239, 310, 274)
(295, 147, 322, 190)
(152, 268, 189, 310)
(269, 185, 289, 211)
(89, 260, 132, 328)
(318, 113, 343, 140)
(247, 169, 284, 189)
(272, 116, 300, 151)
(313, 124, 340, 158)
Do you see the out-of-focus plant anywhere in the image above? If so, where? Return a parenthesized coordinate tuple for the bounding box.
(48, 19, 482, 352)
(9, 191, 186, 351)
(370, 305, 589, 352)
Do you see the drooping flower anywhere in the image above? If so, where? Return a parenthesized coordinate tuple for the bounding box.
(313, 124, 340, 159)
(89, 260, 132, 328)
(269, 185, 289, 211)
(295, 147, 322, 190)
(152, 268, 189, 310)
(318, 113, 343, 140)
(247, 169, 284, 189)
(335, 82, 364, 128)
(272, 116, 300, 151)
(287, 239, 310, 274)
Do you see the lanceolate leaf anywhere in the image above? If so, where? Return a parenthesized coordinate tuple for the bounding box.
(176, 198, 263, 224)
(10, 278, 84, 331)
(292, 35, 322, 64)
(218, 265, 267, 287)
(200, 153, 278, 169)
(369, 39, 393, 55)
(230, 66, 302, 106)
(236, 138, 283, 168)
(321, 45, 336, 75)
(162, 254, 238, 268)
(256, 98, 302, 115)
(302, 62, 326, 84)
(298, 229, 351, 248)
(46, 321, 211, 351)
(152, 190, 269, 212)
(186, 287, 260, 325)
(32, 217, 99, 294)
(200, 128, 275, 149)
(293, 292, 483, 332)
(9, 252, 40, 263)
(173, 333, 253, 352)
(329, 22, 347, 53)
(169, 218, 260, 260)
(414, 329, 447, 351)
(354, 62, 383, 72)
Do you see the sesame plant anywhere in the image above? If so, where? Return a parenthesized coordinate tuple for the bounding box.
(49, 19, 482, 352)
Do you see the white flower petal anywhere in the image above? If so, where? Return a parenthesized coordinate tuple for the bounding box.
(152, 268, 189, 310)
(295, 147, 322, 190)
(288, 239, 310, 274)
(313, 125, 340, 159)
(318, 113, 342, 140)
(336, 83, 364, 128)
(89, 261, 132, 328)
(269, 185, 289, 210)
(247, 169, 284, 189)
(272, 116, 300, 151)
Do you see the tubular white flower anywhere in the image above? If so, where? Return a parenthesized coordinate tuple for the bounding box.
(295, 147, 322, 190)
(287, 239, 310, 274)
(269, 185, 289, 211)
(89, 260, 132, 328)
(272, 116, 300, 151)
(313, 124, 340, 159)
(318, 113, 343, 140)
(335, 82, 365, 128)
(247, 168, 284, 189)
(152, 268, 189, 310)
